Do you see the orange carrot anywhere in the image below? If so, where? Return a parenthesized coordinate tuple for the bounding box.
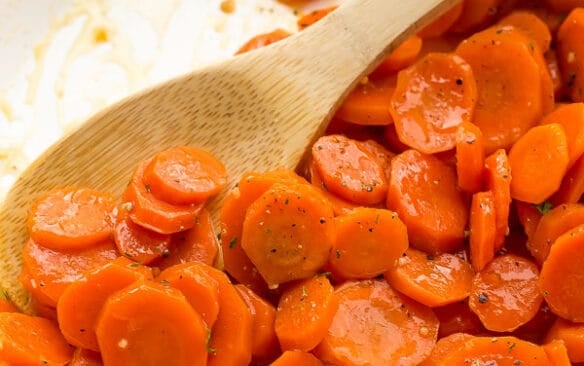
(545, 317, 584, 362)
(469, 254, 543, 332)
(543, 339, 572, 366)
(315, 279, 439, 365)
(0, 293, 17, 313)
(539, 223, 584, 322)
(0, 312, 73, 365)
(498, 10, 552, 53)
(270, 350, 323, 366)
(57, 257, 152, 351)
(469, 190, 496, 272)
(456, 121, 485, 193)
(297, 6, 337, 30)
(307, 158, 359, 216)
(390, 52, 477, 154)
(541, 103, 584, 168)
(557, 8, 584, 102)
(157, 261, 220, 329)
(311, 134, 388, 205)
(357, 139, 395, 180)
(234, 284, 280, 362)
(383, 123, 411, 153)
(123, 159, 203, 234)
(515, 200, 543, 241)
(546, 50, 563, 96)
(433, 300, 485, 337)
(385, 248, 473, 307)
(449, 0, 508, 34)
(418, 332, 474, 366)
(275, 275, 338, 352)
(329, 207, 408, 280)
(387, 149, 468, 254)
(371, 36, 423, 76)
(69, 348, 102, 366)
(418, 2, 464, 38)
(551, 152, 584, 205)
(27, 187, 114, 251)
(142, 146, 227, 205)
(236, 29, 291, 54)
(484, 149, 512, 251)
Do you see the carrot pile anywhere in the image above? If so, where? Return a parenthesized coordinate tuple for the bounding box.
(3, 0, 584, 365)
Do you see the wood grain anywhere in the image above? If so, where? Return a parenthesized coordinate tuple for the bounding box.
(0, 0, 459, 312)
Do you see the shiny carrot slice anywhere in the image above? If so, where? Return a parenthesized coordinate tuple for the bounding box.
(271, 350, 323, 366)
(498, 10, 552, 53)
(236, 29, 291, 54)
(456, 121, 485, 194)
(557, 8, 584, 102)
(297, 6, 337, 30)
(484, 149, 512, 251)
(69, 348, 102, 366)
(372, 36, 423, 76)
(417, 2, 463, 38)
(545, 317, 584, 363)
(469, 190, 496, 272)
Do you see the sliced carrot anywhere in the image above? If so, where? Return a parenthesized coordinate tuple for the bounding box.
(418, 332, 474, 366)
(0, 294, 17, 313)
(315, 279, 439, 365)
(204, 266, 253, 366)
(236, 28, 291, 54)
(334, 74, 396, 126)
(456, 26, 544, 153)
(469, 254, 543, 332)
(371, 36, 423, 76)
(142, 146, 226, 205)
(539, 223, 584, 322)
(297, 6, 337, 30)
(456, 121, 485, 193)
(509, 123, 569, 204)
(57, 256, 152, 351)
(329, 207, 408, 280)
(27, 187, 114, 251)
(515, 200, 543, 241)
(546, 50, 564, 96)
(543, 339, 572, 366)
(512, 302, 558, 344)
(307, 158, 359, 216)
(435, 335, 550, 365)
(69, 348, 102, 366)
(157, 261, 220, 329)
(385, 248, 473, 307)
(545, 317, 584, 362)
(20, 238, 119, 307)
(433, 300, 485, 337)
(469, 190, 496, 272)
(0, 312, 73, 365)
(390, 52, 477, 154)
(484, 149, 512, 251)
(357, 139, 395, 180)
(387, 149, 468, 254)
(158, 208, 218, 269)
(95, 279, 208, 366)
(449, 0, 508, 34)
(311, 134, 388, 205)
(123, 159, 203, 234)
(270, 350, 323, 366)
(418, 1, 464, 38)
(234, 284, 279, 362)
(541, 103, 584, 168)
(557, 8, 584, 102)
(275, 275, 337, 352)
(498, 10, 552, 53)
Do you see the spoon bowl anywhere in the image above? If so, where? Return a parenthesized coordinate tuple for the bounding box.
(0, 0, 459, 311)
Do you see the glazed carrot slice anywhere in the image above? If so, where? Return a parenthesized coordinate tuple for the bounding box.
(512, 302, 558, 344)
(236, 29, 291, 54)
(385, 248, 473, 307)
(390, 52, 477, 154)
(515, 201, 543, 241)
(123, 159, 203, 234)
(387, 149, 468, 254)
(28, 187, 114, 251)
(417, 2, 463, 38)
(545, 317, 584, 362)
(204, 266, 253, 366)
(435, 335, 550, 366)
(449, 0, 506, 34)
(242, 182, 334, 287)
(484, 149, 512, 251)
(335, 74, 396, 126)
(270, 350, 323, 366)
(329, 207, 408, 280)
(469, 254, 543, 332)
(543, 339, 572, 366)
(311, 134, 388, 205)
(551, 152, 584, 205)
(498, 10, 552, 53)
(0, 312, 73, 365)
(307, 158, 358, 216)
(234, 284, 279, 362)
(57, 256, 152, 351)
(418, 332, 474, 366)
(158, 208, 218, 269)
(456, 121, 485, 193)
(275, 275, 338, 352)
(143, 146, 227, 205)
(112, 204, 171, 265)
(541, 103, 584, 168)
(528, 203, 584, 265)
(433, 300, 485, 337)
(297, 6, 337, 30)
(95, 280, 208, 366)
(469, 190, 496, 272)
(456, 26, 544, 153)
(371, 36, 423, 76)
(20, 239, 119, 307)
(539, 223, 584, 322)
(557, 8, 584, 102)
(315, 279, 439, 365)
(508, 123, 569, 204)
(357, 139, 395, 180)
(69, 348, 102, 366)
(157, 262, 220, 329)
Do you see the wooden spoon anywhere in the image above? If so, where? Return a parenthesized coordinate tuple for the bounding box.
(0, 0, 458, 311)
